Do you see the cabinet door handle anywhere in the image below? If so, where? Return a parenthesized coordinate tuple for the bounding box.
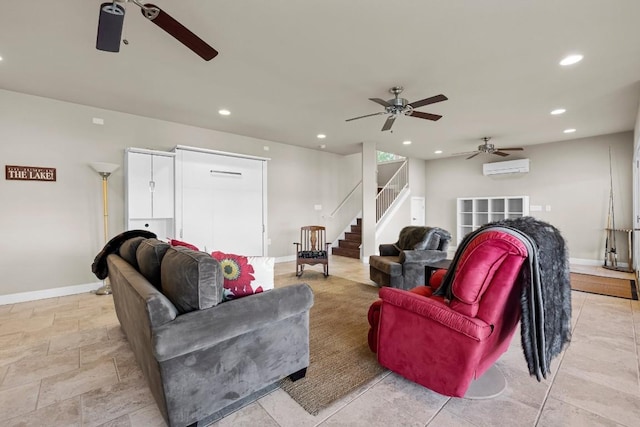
(210, 170, 242, 176)
(149, 181, 155, 192)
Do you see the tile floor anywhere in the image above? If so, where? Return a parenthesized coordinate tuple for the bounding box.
(0, 256, 638, 426)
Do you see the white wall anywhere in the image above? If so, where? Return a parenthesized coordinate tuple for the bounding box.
(425, 132, 633, 263)
(0, 89, 361, 296)
(377, 161, 403, 186)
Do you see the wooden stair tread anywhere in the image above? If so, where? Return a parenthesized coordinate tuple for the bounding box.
(331, 217, 362, 260)
(332, 247, 360, 259)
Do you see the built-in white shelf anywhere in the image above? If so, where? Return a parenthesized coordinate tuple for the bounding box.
(456, 196, 530, 244)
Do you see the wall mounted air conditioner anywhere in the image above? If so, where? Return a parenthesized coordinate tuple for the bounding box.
(482, 158, 530, 176)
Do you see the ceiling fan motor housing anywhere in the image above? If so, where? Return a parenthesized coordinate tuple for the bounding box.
(386, 98, 411, 115)
(479, 143, 496, 153)
(96, 2, 126, 53)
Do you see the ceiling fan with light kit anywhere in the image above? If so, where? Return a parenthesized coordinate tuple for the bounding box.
(458, 137, 524, 160)
(346, 86, 447, 132)
(96, 0, 218, 60)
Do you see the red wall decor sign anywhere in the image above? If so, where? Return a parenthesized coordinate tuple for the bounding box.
(5, 165, 57, 182)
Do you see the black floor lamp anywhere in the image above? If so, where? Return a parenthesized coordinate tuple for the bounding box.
(90, 161, 120, 295)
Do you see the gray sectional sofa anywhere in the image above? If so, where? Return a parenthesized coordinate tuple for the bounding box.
(106, 237, 314, 427)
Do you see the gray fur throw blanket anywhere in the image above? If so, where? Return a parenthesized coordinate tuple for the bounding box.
(435, 217, 571, 380)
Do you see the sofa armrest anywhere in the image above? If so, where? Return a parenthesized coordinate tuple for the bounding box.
(153, 283, 314, 361)
(400, 249, 447, 264)
(379, 287, 492, 341)
(379, 244, 399, 256)
(397, 250, 447, 287)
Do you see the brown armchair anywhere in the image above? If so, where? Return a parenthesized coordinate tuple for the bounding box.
(294, 225, 330, 277)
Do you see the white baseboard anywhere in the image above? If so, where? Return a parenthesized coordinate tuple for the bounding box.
(570, 257, 629, 268)
(0, 282, 103, 306)
(275, 255, 295, 263)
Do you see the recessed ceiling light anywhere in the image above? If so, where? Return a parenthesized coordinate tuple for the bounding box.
(317, 134, 326, 139)
(563, 128, 576, 134)
(434, 150, 443, 154)
(550, 108, 566, 115)
(402, 140, 412, 145)
(560, 54, 583, 66)
(0, 56, 3, 61)
(218, 109, 231, 116)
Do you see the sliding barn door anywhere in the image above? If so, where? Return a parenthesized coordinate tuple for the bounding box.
(175, 148, 267, 256)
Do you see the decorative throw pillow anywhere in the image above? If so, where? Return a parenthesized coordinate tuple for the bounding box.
(169, 239, 199, 251)
(136, 239, 171, 290)
(161, 247, 223, 314)
(119, 236, 146, 269)
(211, 251, 274, 301)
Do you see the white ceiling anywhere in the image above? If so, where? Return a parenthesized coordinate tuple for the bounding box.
(1, 1, 639, 159)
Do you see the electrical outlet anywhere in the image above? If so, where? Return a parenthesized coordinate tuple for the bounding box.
(314, 204, 322, 211)
(545, 205, 552, 212)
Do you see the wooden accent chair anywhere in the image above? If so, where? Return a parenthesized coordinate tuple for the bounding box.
(294, 226, 330, 277)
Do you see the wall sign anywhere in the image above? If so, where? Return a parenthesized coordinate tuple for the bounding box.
(5, 165, 57, 182)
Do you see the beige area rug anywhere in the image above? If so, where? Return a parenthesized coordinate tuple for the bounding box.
(275, 272, 387, 415)
(570, 272, 638, 300)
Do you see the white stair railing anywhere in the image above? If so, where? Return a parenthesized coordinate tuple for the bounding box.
(329, 180, 362, 218)
(376, 160, 408, 223)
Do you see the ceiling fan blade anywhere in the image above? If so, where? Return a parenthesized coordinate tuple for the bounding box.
(409, 94, 448, 109)
(345, 112, 386, 122)
(496, 147, 524, 151)
(451, 151, 477, 157)
(381, 115, 396, 131)
(141, 4, 218, 61)
(493, 151, 510, 157)
(369, 98, 392, 107)
(409, 111, 442, 121)
(466, 152, 480, 160)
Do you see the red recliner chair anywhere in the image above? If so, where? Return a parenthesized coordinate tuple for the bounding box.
(368, 229, 529, 397)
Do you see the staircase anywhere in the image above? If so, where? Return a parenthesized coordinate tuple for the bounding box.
(331, 218, 361, 259)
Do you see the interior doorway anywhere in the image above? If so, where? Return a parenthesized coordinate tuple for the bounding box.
(411, 197, 425, 226)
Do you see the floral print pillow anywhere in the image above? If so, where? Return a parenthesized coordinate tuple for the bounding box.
(210, 251, 274, 301)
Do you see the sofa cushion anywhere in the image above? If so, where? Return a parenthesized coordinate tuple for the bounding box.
(161, 247, 224, 313)
(119, 236, 146, 269)
(136, 239, 170, 290)
(211, 251, 274, 301)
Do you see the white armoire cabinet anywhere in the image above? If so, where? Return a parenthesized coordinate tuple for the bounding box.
(173, 145, 268, 256)
(125, 148, 175, 239)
